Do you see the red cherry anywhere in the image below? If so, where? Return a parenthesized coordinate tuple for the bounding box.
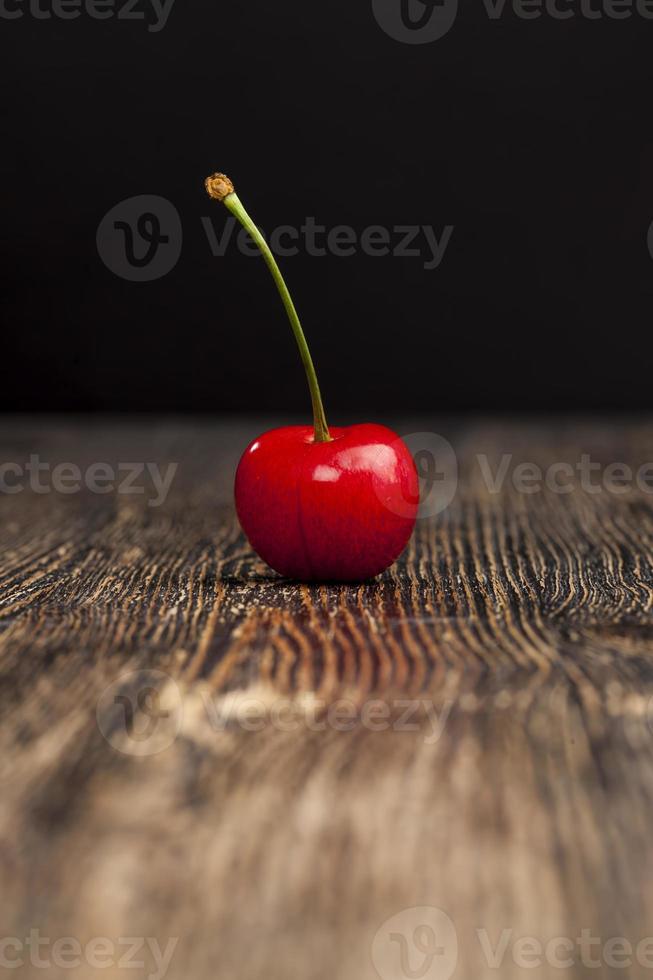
(204, 172, 420, 581)
(235, 423, 419, 581)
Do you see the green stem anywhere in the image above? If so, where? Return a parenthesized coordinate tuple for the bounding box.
(221, 191, 331, 443)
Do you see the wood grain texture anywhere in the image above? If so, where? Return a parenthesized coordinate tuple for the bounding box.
(2, 417, 653, 980)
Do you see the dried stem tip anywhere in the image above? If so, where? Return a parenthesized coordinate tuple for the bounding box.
(205, 173, 235, 202)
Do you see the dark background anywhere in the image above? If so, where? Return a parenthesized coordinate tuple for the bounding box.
(2, 0, 652, 416)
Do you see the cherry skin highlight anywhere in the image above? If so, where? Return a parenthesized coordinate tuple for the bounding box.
(235, 423, 419, 581)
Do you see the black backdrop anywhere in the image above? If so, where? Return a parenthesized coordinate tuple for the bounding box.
(2, 0, 652, 415)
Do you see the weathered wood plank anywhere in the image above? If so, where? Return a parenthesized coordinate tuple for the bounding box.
(1, 419, 653, 980)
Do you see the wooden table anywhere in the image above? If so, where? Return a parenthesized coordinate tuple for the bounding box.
(2, 418, 653, 980)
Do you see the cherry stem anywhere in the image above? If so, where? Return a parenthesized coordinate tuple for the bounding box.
(205, 173, 331, 443)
